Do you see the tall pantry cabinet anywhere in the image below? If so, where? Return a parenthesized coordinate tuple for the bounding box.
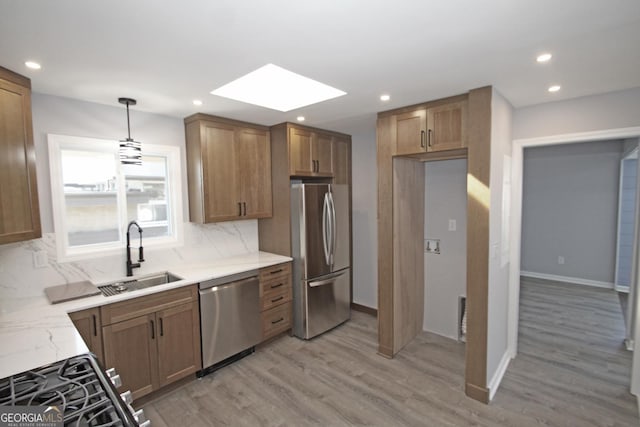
(0, 66, 41, 244)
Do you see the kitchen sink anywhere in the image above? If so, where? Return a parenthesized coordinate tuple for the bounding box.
(98, 272, 183, 296)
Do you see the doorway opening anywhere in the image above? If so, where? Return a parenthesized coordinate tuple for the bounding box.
(509, 127, 640, 403)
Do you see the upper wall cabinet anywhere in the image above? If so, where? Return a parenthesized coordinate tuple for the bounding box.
(332, 136, 350, 185)
(184, 114, 272, 223)
(289, 127, 334, 177)
(0, 67, 41, 244)
(393, 100, 468, 155)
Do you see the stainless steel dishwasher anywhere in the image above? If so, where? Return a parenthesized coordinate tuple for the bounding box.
(199, 270, 261, 373)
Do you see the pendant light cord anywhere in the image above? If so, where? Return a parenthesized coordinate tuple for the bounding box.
(125, 101, 132, 140)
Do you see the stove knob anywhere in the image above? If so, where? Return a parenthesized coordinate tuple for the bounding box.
(105, 368, 123, 388)
(134, 409, 147, 423)
(110, 374, 122, 388)
(120, 390, 133, 405)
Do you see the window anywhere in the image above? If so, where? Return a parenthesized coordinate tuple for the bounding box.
(48, 134, 183, 261)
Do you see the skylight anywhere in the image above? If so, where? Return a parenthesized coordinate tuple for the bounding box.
(210, 64, 346, 112)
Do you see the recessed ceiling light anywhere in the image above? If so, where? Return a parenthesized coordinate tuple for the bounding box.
(210, 64, 346, 112)
(548, 85, 561, 93)
(25, 61, 41, 70)
(536, 53, 552, 63)
(193, 99, 203, 106)
(297, 116, 305, 122)
(380, 94, 391, 101)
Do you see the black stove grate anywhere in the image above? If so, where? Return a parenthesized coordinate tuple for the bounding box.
(0, 355, 137, 427)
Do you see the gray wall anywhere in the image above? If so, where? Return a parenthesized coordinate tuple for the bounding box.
(32, 93, 188, 233)
(351, 132, 378, 309)
(513, 87, 640, 140)
(521, 140, 624, 284)
(423, 159, 467, 339)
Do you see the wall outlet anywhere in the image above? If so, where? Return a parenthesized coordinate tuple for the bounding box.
(33, 250, 48, 269)
(448, 219, 457, 231)
(558, 256, 565, 265)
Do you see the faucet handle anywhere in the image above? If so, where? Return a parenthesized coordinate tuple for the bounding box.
(138, 246, 145, 262)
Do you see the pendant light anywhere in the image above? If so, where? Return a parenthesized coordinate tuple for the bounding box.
(118, 97, 142, 165)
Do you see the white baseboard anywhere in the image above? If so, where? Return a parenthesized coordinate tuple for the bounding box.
(521, 271, 614, 289)
(488, 350, 512, 401)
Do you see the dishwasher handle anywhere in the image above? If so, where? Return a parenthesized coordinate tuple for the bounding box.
(199, 276, 258, 292)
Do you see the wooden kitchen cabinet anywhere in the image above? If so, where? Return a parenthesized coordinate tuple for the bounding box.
(426, 100, 468, 152)
(392, 100, 467, 155)
(0, 66, 41, 244)
(101, 285, 201, 401)
(288, 127, 333, 177)
(103, 314, 158, 400)
(332, 136, 351, 185)
(156, 301, 201, 388)
(68, 307, 104, 364)
(236, 127, 272, 218)
(184, 114, 272, 223)
(394, 109, 427, 155)
(259, 262, 292, 341)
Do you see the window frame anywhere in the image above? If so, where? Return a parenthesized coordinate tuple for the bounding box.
(48, 134, 183, 262)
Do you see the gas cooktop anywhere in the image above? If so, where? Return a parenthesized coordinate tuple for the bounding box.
(0, 354, 138, 427)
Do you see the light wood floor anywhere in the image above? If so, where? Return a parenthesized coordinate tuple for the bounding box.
(142, 279, 638, 426)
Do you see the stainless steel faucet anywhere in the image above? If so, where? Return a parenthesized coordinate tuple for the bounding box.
(126, 220, 144, 276)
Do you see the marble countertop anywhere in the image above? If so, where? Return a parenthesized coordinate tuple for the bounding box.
(0, 251, 291, 380)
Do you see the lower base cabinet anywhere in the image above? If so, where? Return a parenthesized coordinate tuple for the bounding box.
(101, 286, 201, 401)
(259, 262, 293, 341)
(68, 307, 104, 364)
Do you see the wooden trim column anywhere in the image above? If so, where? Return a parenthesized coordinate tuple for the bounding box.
(376, 115, 395, 357)
(465, 86, 492, 403)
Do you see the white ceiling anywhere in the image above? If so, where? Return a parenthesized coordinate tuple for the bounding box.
(1, 0, 639, 136)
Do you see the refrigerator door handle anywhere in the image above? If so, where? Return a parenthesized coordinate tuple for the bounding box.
(322, 192, 331, 265)
(329, 191, 337, 266)
(308, 270, 346, 287)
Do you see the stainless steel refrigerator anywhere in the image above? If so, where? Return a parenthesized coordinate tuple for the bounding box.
(291, 183, 351, 339)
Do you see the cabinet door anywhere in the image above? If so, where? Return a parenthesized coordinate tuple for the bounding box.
(426, 101, 467, 152)
(69, 308, 104, 364)
(0, 71, 41, 244)
(313, 133, 334, 176)
(332, 137, 350, 185)
(201, 121, 240, 221)
(103, 314, 158, 401)
(236, 127, 272, 219)
(289, 127, 314, 176)
(394, 109, 427, 155)
(156, 301, 201, 387)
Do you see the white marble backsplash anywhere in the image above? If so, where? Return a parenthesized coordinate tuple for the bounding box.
(0, 220, 258, 299)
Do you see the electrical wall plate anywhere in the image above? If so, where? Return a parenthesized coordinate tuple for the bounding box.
(425, 238, 440, 254)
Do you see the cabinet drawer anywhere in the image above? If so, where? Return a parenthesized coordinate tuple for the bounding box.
(101, 285, 198, 325)
(261, 280, 292, 311)
(258, 262, 291, 283)
(262, 302, 291, 340)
